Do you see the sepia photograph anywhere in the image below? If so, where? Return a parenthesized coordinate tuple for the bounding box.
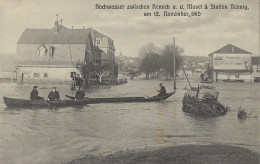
(0, 0, 259, 163)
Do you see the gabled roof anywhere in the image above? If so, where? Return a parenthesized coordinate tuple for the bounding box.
(18, 27, 92, 44)
(252, 56, 260, 65)
(88, 27, 108, 39)
(17, 25, 113, 52)
(209, 44, 252, 56)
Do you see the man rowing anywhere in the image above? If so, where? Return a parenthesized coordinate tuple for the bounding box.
(30, 86, 43, 100)
(74, 86, 85, 100)
(157, 83, 167, 97)
(48, 87, 60, 101)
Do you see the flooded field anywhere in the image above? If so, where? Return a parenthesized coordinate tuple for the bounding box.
(0, 79, 259, 163)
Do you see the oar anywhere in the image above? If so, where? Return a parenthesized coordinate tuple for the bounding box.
(40, 98, 54, 110)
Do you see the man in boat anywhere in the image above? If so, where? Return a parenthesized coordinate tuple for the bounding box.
(74, 74, 83, 89)
(30, 86, 43, 100)
(48, 87, 60, 101)
(75, 86, 85, 100)
(157, 83, 167, 97)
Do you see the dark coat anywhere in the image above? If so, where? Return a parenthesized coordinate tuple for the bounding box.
(75, 90, 85, 100)
(74, 77, 83, 87)
(48, 91, 60, 101)
(30, 89, 42, 100)
(157, 86, 166, 97)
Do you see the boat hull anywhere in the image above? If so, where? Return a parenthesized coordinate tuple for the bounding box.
(3, 91, 175, 108)
(3, 97, 89, 108)
(67, 91, 175, 104)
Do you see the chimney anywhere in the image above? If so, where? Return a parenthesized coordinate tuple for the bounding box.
(54, 14, 59, 34)
(60, 19, 62, 25)
(54, 20, 59, 34)
(89, 27, 94, 37)
(71, 26, 73, 29)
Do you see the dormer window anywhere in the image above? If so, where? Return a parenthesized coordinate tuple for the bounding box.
(37, 44, 48, 56)
(96, 38, 101, 45)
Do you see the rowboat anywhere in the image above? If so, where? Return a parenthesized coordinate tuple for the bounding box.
(3, 91, 175, 108)
(66, 91, 175, 104)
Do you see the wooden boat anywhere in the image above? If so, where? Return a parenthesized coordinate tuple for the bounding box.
(3, 92, 175, 108)
(66, 91, 175, 104)
(3, 97, 90, 108)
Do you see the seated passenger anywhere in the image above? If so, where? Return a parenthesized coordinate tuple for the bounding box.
(157, 83, 167, 97)
(30, 86, 43, 100)
(75, 86, 85, 100)
(48, 87, 60, 101)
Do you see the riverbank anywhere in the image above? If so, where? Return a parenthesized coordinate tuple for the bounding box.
(69, 144, 259, 164)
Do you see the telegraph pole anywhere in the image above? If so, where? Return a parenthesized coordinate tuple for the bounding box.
(173, 37, 176, 90)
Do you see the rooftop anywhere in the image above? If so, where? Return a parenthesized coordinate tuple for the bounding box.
(18, 27, 92, 44)
(209, 44, 252, 56)
(17, 24, 112, 46)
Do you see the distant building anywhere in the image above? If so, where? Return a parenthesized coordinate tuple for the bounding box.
(208, 44, 253, 82)
(16, 18, 117, 83)
(252, 56, 260, 82)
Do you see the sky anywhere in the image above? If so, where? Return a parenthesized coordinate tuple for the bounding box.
(0, 0, 259, 57)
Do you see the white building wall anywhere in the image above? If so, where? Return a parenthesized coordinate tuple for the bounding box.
(16, 66, 80, 84)
(213, 71, 253, 82)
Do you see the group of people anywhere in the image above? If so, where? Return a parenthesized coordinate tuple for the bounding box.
(30, 82, 167, 101)
(30, 85, 85, 101)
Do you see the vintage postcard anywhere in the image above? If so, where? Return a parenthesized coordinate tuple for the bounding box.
(0, 0, 259, 163)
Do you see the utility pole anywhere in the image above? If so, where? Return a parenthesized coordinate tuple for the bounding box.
(173, 37, 176, 90)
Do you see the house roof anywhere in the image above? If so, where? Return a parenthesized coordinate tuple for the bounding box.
(252, 56, 260, 65)
(89, 27, 108, 39)
(17, 65, 77, 68)
(17, 27, 92, 44)
(209, 44, 252, 56)
(17, 25, 113, 50)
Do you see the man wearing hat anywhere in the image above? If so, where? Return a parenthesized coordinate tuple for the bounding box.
(157, 83, 167, 97)
(30, 86, 43, 100)
(48, 87, 60, 101)
(75, 86, 85, 100)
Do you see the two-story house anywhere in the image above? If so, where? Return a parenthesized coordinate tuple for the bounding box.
(16, 19, 117, 84)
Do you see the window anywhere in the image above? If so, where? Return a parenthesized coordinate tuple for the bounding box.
(34, 73, 40, 78)
(44, 73, 48, 78)
(96, 38, 101, 45)
(235, 74, 239, 78)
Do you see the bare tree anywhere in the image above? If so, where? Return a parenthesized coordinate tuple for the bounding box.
(138, 43, 159, 58)
(161, 44, 184, 79)
(94, 63, 113, 83)
(139, 53, 161, 79)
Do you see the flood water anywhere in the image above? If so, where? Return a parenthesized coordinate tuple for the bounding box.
(0, 79, 259, 163)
